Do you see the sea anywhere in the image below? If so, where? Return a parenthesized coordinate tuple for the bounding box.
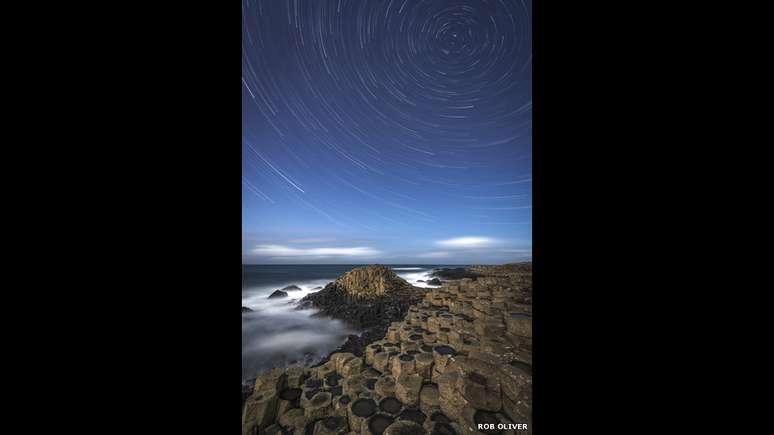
(241, 264, 460, 382)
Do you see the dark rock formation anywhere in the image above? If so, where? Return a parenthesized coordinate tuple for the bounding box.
(425, 278, 442, 286)
(268, 290, 289, 299)
(300, 264, 425, 333)
(429, 268, 482, 281)
(283, 285, 302, 291)
(242, 306, 253, 313)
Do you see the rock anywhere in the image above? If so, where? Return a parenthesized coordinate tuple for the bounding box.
(378, 396, 404, 415)
(279, 408, 307, 435)
(242, 306, 253, 313)
(342, 374, 368, 398)
(313, 416, 349, 435)
(499, 360, 531, 403)
(348, 398, 377, 435)
(384, 420, 428, 435)
(364, 413, 395, 435)
(374, 375, 397, 398)
(397, 409, 427, 426)
(419, 384, 441, 416)
(304, 391, 333, 420)
(242, 389, 279, 433)
(504, 313, 531, 338)
(432, 346, 457, 373)
(426, 279, 442, 286)
(246, 262, 532, 435)
(268, 290, 289, 299)
(395, 373, 423, 407)
(278, 388, 302, 416)
(255, 368, 287, 394)
(430, 268, 481, 281)
(392, 354, 417, 378)
(283, 285, 302, 291)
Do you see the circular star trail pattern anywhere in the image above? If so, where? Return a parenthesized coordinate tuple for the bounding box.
(243, 0, 531, 261)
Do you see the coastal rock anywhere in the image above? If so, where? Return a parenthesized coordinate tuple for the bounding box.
(242, 389, 279, 433)
(283, 285, 302, 291)
(426, 279, 442, 286)
(395, 373, 423, 407)
(304, 391, 334, 420)
(242, 306, 253, 313)
(244, 263, 532, 435)
(268, 290, 289, 299)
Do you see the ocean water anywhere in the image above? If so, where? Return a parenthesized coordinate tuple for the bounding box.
(241, 264, 455, 382)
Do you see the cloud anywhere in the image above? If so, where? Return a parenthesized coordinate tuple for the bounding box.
(436, 237, 499, 249)
(418, 251, 451, 258)
(287, 238, 336, 244)
(251, 244, 380, 258)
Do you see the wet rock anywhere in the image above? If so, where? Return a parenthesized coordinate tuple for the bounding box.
(242, 306, 253, 313)
(283, 285, 302, 291)
(269, 290, 289, 299)
(426, 279, 442, 286)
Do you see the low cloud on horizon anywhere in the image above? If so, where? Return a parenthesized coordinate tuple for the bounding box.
(251, 244, 381, 259)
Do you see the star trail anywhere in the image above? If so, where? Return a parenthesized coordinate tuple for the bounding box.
(242, 0, 531, 264)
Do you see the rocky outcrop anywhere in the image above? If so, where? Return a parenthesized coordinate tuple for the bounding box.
(299, 265, 424, 333)
(283, 285, 302, 291)
(244, 263, 533, 435)
(268, 290, 289, 299)
(242, 306, 254, 313)
(430, 268, 482, 281)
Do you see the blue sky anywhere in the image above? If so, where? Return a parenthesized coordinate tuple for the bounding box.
(242, 0, 531, 265)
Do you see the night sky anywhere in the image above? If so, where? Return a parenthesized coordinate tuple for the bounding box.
(242, 0, 531, 265)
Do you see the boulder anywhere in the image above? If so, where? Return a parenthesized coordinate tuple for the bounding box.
(268, 290, 289, 299)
